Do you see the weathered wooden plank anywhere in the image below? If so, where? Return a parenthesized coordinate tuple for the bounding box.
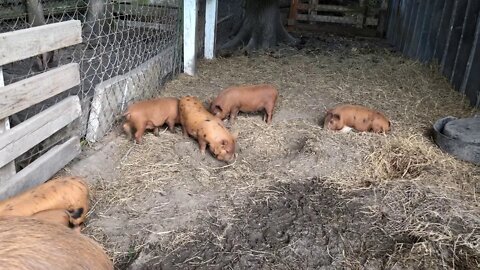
(422, 0, 445, 62)
(183, 0, 198, 76)
(296, 14, 378, 26)
(0, 96, 81, 168)
(0, 20, 82, 66)
(415, 0, 434, 59)
(393, 0, 407, 49)
(204, 0, 218, 59)
(0, 67, 16, 182)
(402, 0, 419, 55)
(451, 0, 480, 90)
(400, 0, 415, 52)
(408, 0, 427, 58)
(441, 0, 468, 80)
(461, 14, 480, 107)
(0, 63, 80, 120)
(0, 136, 81, 201)
(386, 0, 398, 43)
(297, 3, 353, 13)
(434, 0, 456, 62)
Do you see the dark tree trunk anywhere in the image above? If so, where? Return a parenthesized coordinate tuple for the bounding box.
(219, 0, 297, 55)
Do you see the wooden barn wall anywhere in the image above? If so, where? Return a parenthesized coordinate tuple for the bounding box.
(387, 0, 480, 108)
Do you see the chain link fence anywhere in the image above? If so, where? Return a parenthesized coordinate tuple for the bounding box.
(0, 0, 183, 171)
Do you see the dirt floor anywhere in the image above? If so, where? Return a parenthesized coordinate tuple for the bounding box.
(63, 33, 480, 270)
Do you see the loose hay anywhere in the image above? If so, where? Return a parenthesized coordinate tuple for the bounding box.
(81, 33, 480, 269)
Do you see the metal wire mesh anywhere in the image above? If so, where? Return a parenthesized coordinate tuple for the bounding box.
(0, 0, 182, 171)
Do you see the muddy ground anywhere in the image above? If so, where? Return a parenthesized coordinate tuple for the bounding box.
(64, 33, 480, 270)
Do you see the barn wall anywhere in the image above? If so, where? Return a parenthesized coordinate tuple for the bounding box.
(387, 0, 480, 108)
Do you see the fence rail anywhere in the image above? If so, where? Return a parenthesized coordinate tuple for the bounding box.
(387, 0, 480, 107)
(0, 20, 83, 200)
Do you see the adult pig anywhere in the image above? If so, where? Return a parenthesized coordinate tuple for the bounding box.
(210, 84, 278, 124)
(179, 96, 237, 162)
(123, 97, 180, 144)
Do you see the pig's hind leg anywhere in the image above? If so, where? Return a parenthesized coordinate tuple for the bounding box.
(265, 102, 275, 124)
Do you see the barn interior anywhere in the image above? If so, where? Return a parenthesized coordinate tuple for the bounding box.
(0, 0, 479, 269)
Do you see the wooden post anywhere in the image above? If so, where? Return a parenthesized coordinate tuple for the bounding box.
(183, 0, 198, 75)
(0, 67, 16, 181)
(204, 0, 218, 59)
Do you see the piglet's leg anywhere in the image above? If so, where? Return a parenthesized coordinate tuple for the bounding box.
(134, 125, 146, 144)
(198, 138, 207, 155)
(166, 119, 176, 133)
(265, 103, 275, 124)
(153, 127, 160, 136)
(229, 108, 239, 124)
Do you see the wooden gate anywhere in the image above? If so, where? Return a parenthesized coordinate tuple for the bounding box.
(0, 20, 83, 200)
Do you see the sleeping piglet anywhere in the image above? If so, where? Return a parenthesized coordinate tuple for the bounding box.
(324, 104, 391, 133)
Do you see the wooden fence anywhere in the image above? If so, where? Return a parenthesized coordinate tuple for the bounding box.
(0, 20, 83, 200)
(387, 0, 480, 108)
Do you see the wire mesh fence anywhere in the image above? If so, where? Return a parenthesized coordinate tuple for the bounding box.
(0, 0, 183, 171)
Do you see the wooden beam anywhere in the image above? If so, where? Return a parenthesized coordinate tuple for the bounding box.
(204, 0, 218, 59)
(0, 67, 16, 182)
(0, 20, 82, 66)
(0, 136, 81, 201)
(296, 14, 378, 26)
(183, 0, 198, 76)
(0, 96, 81, 168)
(297, 3, 353, 13)
(0, 63, 80, 120)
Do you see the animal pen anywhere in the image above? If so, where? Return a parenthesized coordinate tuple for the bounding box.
(0, 0, 479, 269)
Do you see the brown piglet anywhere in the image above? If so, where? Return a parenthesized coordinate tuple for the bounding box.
(179, 96, 237, 162)
(210, 84, 278, 124)
(0, 176, 89, 226)
(324, 104, 391, 133)
(123, 97, 180, 144)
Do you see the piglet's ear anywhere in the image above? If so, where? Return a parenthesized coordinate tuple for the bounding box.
(231, 131, 239, 140)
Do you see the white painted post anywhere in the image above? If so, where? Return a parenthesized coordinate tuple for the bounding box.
(184, 0, 198, 75)
(0, 66, 16, 181)
(204, 0, 218, 59)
